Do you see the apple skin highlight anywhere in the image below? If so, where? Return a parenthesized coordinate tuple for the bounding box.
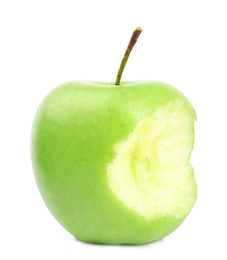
(31, 80, 197, 244)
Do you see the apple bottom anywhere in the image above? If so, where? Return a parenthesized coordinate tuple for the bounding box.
(36, 175, 187, 244)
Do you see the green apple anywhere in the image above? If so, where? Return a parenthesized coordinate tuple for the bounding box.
(31, 28, 197, 244)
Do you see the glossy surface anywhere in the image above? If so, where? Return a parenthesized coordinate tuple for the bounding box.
(31, 81, 197, 244)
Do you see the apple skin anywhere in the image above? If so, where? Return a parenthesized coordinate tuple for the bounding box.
(31, 81, 196, 244)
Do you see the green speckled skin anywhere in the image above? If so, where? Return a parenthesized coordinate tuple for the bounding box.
(31, 81, 196, 244)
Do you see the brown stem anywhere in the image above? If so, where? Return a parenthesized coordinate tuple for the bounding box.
(115, 27, 142, 85)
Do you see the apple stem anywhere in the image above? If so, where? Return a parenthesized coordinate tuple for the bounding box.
(115, 27, 142, 86)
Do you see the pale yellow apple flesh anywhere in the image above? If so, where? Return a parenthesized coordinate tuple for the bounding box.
(107, 100, 196, 220)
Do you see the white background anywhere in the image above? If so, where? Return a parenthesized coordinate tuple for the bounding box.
(1, 0, 227, 259)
